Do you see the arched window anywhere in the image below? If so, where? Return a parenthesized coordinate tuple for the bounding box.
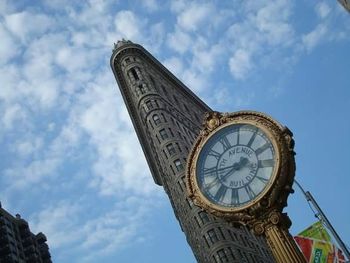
(174, 159, 183, 171)
(166, 143, 176, 155)
(152, 114, 161, 125)
(128, 67, 139, 81)
(159, 129, 168, 140)
(137, 84, 146, 96)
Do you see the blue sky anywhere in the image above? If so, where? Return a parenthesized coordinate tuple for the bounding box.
(0, 0, 349, 262)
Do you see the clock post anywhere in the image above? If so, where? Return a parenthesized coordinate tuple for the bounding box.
(186, 111, 307, 263)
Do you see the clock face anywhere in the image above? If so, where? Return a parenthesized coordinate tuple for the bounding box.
(196, 123, 277, 209)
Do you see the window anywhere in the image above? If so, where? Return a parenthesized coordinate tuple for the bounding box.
(216, 249, 229, 263)
(198, 211, 209, 224)
(155, 135, 161, 144)
(207, 229, 219, 244)
(137, 84, 146, 95)
(174, 159, 183, 171)
(159, 129, 168, 140)
(146, 101, 153, 110)
(124, 57, 131, 63)
(129, 67, 139, 80)
(218, 227, 225, 240)
(166, 143, 176, 155)
(152, 114, 161, 125)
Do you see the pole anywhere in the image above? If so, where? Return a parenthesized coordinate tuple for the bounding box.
(294, 180, 350, 261)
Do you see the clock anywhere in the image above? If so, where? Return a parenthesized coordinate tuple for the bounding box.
(186, 111, 295, 221)
(197, 122, 276, 209)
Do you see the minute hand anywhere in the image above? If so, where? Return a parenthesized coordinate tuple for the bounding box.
(220, 157, 249, 181)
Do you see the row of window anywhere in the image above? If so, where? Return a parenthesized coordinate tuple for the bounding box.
(127, 65, 202, 127)
(171, 115, 197, 142)
(148, 112, 196, 145)
(213, 247, 236, 263)
(123, 56, 140, 66)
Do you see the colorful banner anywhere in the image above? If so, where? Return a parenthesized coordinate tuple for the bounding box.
(297, 221, 331, 242)
(294, 221, 346, 263)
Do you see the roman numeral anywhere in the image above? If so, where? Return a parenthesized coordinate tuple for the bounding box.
(231, 189, 239, 205)
(245, 185, 256, 199)
(214, 185, 227, 202)
(255, 142, 270, 155)
(247, 129, 257, 148)
(258, 159, 274, 168)
(219, 136, 231, 151)
(256, 176, 269, 184)
(203, 167, 217, 177)
(236, 129, 240, 145)
(208, 149, 221, 160)
(204, 177, 220, 190)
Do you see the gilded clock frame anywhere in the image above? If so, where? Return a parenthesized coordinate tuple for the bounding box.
(186, 111, 296, 224)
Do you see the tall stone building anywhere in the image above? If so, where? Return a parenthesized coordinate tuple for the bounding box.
(110, 40, 275, 263)
(0, 202, 52, 263)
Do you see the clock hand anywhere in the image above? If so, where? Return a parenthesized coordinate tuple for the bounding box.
(220, 157, 250, 181)
(220, 161, 241, 181)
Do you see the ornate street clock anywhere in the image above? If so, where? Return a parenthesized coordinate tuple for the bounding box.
(186, 111, 306, 263)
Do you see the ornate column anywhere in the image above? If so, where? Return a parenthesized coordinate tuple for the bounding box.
(251, 211, 306, 263)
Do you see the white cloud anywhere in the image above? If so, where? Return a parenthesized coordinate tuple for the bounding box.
(192, 43, 223, 73)
(30, 196, 162, 262)
(30, 201, 83, 249)
(182, 70, 207, 93)
(316, 2, 331, 19)
(5, 11, 53, 43)
(114, 10, 141, 41)
(225, 0, 295, 79)
(139, 0, 159, 12)
(167, 27, 192, 54)
(302, 24, 328, 52)
(229, 49, 252, 80)
(163, 57, 184, 77)
(77, 82, 157, 196)
(55, 46, 96, 73)
(170, 0, 187, 13)
(177, 3, 212, 31)
(4, 158, 60, 189)
(2, 103, 26, 130)
(0, 24, 20, 64)
(15, 137, 43, 156)
(0, 0, 14, 15)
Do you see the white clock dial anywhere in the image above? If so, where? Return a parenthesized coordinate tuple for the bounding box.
(196, 123, 276, 208)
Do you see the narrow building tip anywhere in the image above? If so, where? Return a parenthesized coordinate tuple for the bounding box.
(113, 39, 133, 52)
